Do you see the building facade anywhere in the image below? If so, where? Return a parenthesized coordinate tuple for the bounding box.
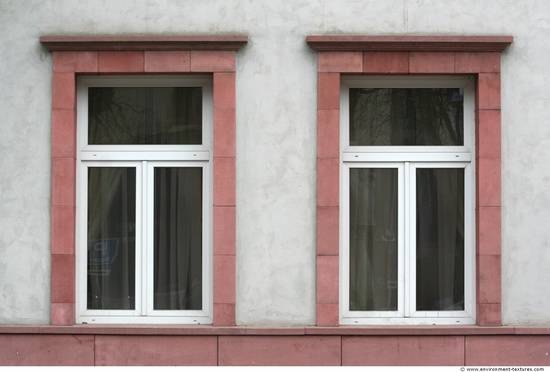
(1, 0, 550, 366)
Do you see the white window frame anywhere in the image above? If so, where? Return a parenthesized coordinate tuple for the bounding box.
(340, 76, 476, 325)
(75, 76, 213, 324)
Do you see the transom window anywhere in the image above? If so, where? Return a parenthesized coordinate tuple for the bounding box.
(340, 76, 476, 325)
(76, 76, 213, 324)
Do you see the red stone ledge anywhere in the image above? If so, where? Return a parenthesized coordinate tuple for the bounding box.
(3, 325, 550, 336)
(40, 35, 248, 51)
(306, 36, 513, 52)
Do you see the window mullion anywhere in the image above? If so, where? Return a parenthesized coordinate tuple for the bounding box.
(140, 160, 149, 316)
(404, 161, 413, 317)
(396, 162, 406, 318)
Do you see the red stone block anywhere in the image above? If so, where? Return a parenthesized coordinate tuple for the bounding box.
(409, 52, 455, 73)
(317, 255, 339, 304)
(214, 157, 236, 206)
(213, 107, 236, 157)
(191, 51, 236, 72)
(318, 72, 340, 110)
(466, 336, 550, 365)
(343, 335, 464, 365)
(318, 52, 362, 72)
(50, 302, 75, 326)
(317, 109, 340, 158)
(477, 254, 501, 305)
(214, 206, 236, 256)
(51, 157, 75, 206)
(317, 303, 339, 327)
(317, 157, 339, 207)
(477, 207, 501, 256)
(51, 254, 75, 303)
(214, 254, 236, 304)
(363, 52, 409, 73)
(455, 52, 500, 73)
(51, 109, 76, 158)
(477, 109, 501, 158)
(477, 303, 501, 326)
(53, 51, 98, 73)
(95, 335, 217, 366)
(144, 51, 190, 72)
(51, 205, 75, 255)
(218, 336, 341, 366)
(477, 73, 501, 109)
(214, 303, 236, 326)
(0, 335, 94, 366)
(52, 72, 75, 110)
(317, 206, 339, 256)
(477, 157, 501, 207)
(213, 72, 236, 109)
(98, 51, 144, 72)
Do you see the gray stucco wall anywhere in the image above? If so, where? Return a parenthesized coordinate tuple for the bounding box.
(0, 0, 548, 325)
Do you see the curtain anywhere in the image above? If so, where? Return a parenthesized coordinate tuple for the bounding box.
(154, 167, 203, 310)
(349, 168, 398, 311)
(86, 166, 203, 311)
(416, 168, 465, 310)
(348, 88, 465, 312)
(88, 87, 202, 145)
(87, 167, 136, 310)
(86, 87, 204, 312)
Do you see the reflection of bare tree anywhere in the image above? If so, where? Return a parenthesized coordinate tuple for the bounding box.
(88, 87, 202, 145)
(89, 88, 151, 144)
(350, 88, 463, 146)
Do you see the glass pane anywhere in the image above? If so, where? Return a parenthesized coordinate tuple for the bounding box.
(416, 168, 465, 311)
(350, 88, 464, 146)
(154, 167, 203, 310)
(349, 168, 398, 311)
(88, 87, 202, 145)
(87, 167, 136, 310)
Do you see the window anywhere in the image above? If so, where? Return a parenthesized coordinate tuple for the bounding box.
(42, 37, 245, 326)
(340, 76, 475, 324)
(75, 76, 213, 324)
(309, 37, 512, 327)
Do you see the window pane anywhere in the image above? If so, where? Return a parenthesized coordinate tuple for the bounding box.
(154, 167, 203, 310)
(416, 168, 465, 311)
(87, 167, 136, 310)
(88, 87, 202, 145)
(350, 168, 398, 311)
(350, 88, 464, 146)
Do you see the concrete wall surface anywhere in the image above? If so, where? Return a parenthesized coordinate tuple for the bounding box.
(0, 0, 549, 325)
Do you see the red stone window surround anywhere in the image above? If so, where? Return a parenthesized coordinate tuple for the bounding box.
(41, 36, 247, 326)
(307, 36, 513, 326)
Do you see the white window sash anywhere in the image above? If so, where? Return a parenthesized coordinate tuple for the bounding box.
(77, 75, 213, 152)
(408, 162, 476, 321)
(144, 161, 213, 320)
(340, 161, 475, 325)
(340, 76, 475, 325)
(340, 75, 475, 154)
(340, 162, 406, 321)
(75, 161, 144, 320)
(75, 76, 213, 324)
